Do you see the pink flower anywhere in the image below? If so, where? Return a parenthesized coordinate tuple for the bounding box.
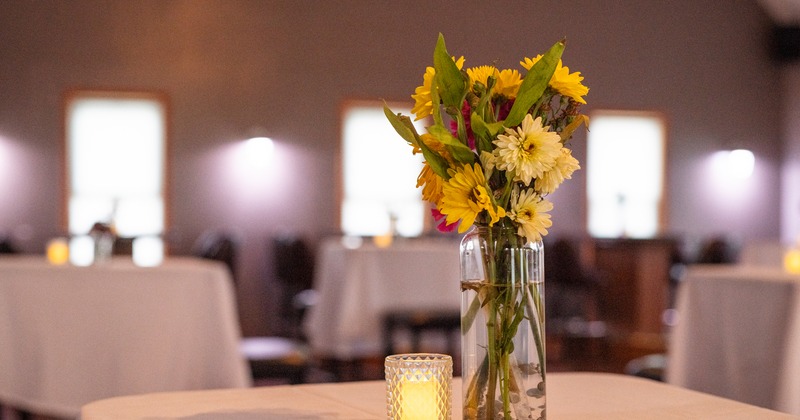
(448, 100, 515, 151)
(432, 208, 458, 232)
(450, 103, 476, 150)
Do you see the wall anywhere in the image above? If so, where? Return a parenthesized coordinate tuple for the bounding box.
(0, 0, 786, 335)
(782, 62, 800, 245)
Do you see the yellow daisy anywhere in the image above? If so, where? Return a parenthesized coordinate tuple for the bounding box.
(496, 68, 523, 99)
(520, 56, 589, 104)
(467, 65, 498, 92)
(534, 148, 581, 194)
(410, 56, 465, 121)
(417, 163, 445, 205)
(440, 163, 506, 233)
(466, 66, 522, 100)
(508, 188, 554, 243)
(493, 114, 562, 185)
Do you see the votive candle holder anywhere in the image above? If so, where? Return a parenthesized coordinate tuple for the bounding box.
(385, 353, 452, 420)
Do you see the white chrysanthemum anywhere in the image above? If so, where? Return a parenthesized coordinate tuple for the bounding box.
(535, 148, 581, 194)
(508, 188, 554, 243)
(493, 114, 562, 185)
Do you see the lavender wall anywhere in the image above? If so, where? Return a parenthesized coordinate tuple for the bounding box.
(0, 0, 787, 335)
(782, 63, 800, 245)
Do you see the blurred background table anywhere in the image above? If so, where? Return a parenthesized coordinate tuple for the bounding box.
(304, 237, 461, 362)
(667, 264, 800, 415)
(0, 256, 251, 418)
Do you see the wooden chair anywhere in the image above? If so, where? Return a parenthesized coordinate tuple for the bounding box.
(382, 309, 461, 375)
(240, 234, 318, 385)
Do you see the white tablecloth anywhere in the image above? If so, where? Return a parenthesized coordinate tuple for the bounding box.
(304, 237, 461, 359)
(80, 372, 795, 419)
(0, 256, 251, 418)
(667, 264, 800, 415)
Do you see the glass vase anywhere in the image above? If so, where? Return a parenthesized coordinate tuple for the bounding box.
(460, 224, 546, 420)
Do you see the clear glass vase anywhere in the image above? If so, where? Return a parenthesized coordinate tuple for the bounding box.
(460, 224, 546, 420)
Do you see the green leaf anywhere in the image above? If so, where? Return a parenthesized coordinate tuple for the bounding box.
(433, 33, 467, 110)
(383, 104, 451, 180)
(504, 40, 565, 127)
(427, 125, 475, 165)
(461, 293, 482, 336)
(470, 112, 504, 154)
(431, 72, 443, 127)
(383, 104, 420, 147)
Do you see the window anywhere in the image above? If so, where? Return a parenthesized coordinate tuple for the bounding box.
(65, 91, 167, 264)
(587, 111, 666, 238)
(340, 101, 426, 237)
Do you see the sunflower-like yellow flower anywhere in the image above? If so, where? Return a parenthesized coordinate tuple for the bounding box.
(520, 56, 588, 104)
(496, 68, 522, 99)
(493, 114, 562, 185)
(466, 66, 522, 99)
(467, 65, 497, 91)
(508, 188, 554, 243)
(534, 147, 581, 194)
(417, 163, 445, 205)
(440, 163, 506, 233)
(418, 133, 453, 164)
(410, 56, 465, 121)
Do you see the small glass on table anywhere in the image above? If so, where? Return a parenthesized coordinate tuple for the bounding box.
(385, 353, 452, 420)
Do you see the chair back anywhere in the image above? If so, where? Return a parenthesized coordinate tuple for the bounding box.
(193, 231, 238, 284)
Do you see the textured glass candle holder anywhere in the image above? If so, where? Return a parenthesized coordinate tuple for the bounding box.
(386, 353, 452, 420)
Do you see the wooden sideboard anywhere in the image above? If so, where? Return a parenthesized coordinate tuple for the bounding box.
(590, 238, 677, 335)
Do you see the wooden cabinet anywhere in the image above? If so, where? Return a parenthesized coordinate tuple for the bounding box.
(590, 238, 677, 336)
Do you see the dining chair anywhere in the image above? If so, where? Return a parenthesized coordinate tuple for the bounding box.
(193, 230, 239, 284)
(240, 336, 310, 385)
(545, 237, 610, 370)
(273, 234, 316, 339)
(240, 234, 319, 385)
(0, 234, 17, 254)
(191, 230, 310, 384)
(382, 309, 461, 375)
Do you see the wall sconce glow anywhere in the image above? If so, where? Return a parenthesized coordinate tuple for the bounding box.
(245, 136, 275, 160)
(725, 149, 755, 179)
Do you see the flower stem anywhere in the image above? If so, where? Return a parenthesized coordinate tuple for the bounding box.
(526, 283, 546, 383)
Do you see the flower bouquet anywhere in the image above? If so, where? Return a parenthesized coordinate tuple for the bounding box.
(385, 34, 588, 419)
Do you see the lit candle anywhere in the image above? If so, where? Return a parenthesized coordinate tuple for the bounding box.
(46, 238, 69, 265)
(785, 248, 800, 274)
(386, 353, 451, 420)
(400, 376, 438, 420)
(373, 233, 393, 248)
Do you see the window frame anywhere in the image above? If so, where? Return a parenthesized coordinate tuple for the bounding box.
(586, 109, 668, 238)
(338, 99, 430, 237)
(62, 89, 170, 244)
